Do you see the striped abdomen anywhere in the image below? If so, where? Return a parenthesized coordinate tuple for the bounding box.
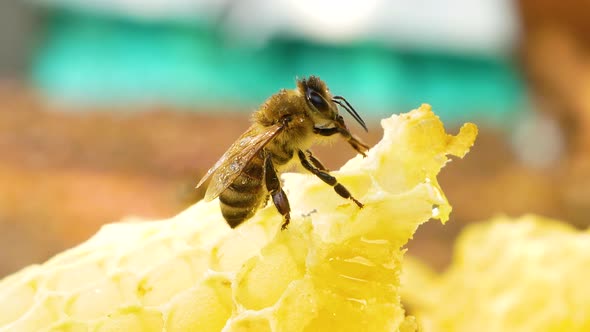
(219, 154, 267, 228)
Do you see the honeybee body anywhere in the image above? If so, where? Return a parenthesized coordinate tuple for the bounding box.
(197, 76, 370, 229)
(219, 95, 312, 226)
(218, 151, 266, 227)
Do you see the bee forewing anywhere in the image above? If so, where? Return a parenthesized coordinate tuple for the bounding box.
(197, 123, 285, 201)
(196, 158, 223, 189)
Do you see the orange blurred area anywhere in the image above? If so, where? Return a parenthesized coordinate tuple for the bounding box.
(1, 79, 588, 276)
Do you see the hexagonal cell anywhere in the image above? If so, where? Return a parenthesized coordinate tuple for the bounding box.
(165, 275, 233, 332)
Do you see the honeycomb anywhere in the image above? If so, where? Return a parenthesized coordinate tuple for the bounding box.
(402, 215, 590, 332)
(0, 104, 477, 331)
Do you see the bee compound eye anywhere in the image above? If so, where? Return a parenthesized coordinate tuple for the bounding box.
(307, 90, 327, 111)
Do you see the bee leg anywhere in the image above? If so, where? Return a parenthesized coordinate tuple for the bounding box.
(264, 154, 291, 230)
(313, 126, 369, 157)
(337, 129, 370, 157)
(313, 127, 339, 136)
(305, 149, 329, 171)
(298, 150, 363, 208)
(262, 194, 270, 207)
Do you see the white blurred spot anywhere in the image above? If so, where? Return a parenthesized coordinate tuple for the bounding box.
(285, 0, 381, 42)
(432, 205, 440, 217)
(511, 111, 565, 169)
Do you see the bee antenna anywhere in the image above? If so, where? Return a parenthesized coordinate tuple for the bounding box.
(332, 96, 368, 132)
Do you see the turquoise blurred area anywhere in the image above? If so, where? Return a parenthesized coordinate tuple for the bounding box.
(32, 9, 525, 123)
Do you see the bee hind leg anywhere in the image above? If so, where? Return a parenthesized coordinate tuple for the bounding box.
(298, 150, 363, 208)
(264, 154, 291, 230)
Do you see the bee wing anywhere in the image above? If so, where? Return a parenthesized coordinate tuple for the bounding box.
(196, 123, 284, 201)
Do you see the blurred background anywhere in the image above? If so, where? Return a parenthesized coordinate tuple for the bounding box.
(1, 0, 589, 277)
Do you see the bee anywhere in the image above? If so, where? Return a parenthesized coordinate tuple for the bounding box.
(196, 76, 370, 230)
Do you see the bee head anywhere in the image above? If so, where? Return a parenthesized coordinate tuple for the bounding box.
(297, 76, 368, 132)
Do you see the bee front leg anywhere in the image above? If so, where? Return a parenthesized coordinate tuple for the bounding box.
(313, 126, 369, 157)
(298, 150, 363, 208)
(313, 127, 340, 136)
(264, 153, 291, 230)
(338, 129, 370, 157)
